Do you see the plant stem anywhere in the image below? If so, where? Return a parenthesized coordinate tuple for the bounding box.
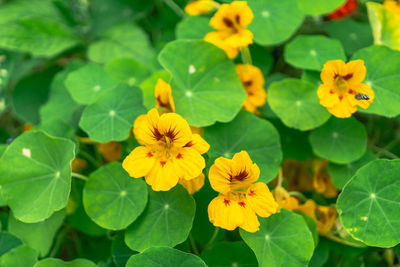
(71, 172, 88, 181)
(288, 191, 307, 202)
(76, 136, 94, 144)
(277, 168, 283, 188)
(49, 227, 67, 257)
(240, 46, 252, 65)
(189, 233, 200, 255)
(370, 145, 399, 159)
(205, 227, 219, 249)
(78, 149, 101, 168)
(163, 0, 185, 17)
(325, 233, 365, 248)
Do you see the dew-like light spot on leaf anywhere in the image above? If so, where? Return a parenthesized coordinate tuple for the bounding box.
(22, 148, 31, 158)
(189, 65, 196, 74)
(262, 10, 270, 18)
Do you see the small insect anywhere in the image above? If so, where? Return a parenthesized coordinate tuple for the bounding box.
(355, 94, 370, 100)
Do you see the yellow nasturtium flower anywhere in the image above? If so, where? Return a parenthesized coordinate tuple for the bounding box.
(185, 0, 220, 16)
(313, 160, 338, 198)
(208, 151, 278, 232)
(236, 64, 266, 113)
(123, 109, 209, 191)
(155, 78, 175, 112)
(179, 173, 205, 194)
(384, 0, 400, 15)
(317, 59, 375, 118)
(204, 1, 254, 59)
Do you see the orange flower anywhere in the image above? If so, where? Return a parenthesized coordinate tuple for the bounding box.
(236, 64, 266, 113)
(313, 160, 338, 198)
(328, 0, 358, 20)
(97, 141, 122, 162)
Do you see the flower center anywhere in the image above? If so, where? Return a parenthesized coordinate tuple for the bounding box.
(334, 76, 348, 91)
(222, 16, 241, 33)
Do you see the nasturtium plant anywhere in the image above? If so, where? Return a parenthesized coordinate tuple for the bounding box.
(1, 0, 400, 265)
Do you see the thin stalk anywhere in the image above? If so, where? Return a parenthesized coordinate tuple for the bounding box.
(288, 191, 308, 202)
(189, 233, 200, 255)
(49, 227, 67, 257)
(240, 46, 252, 65)
(370, 145, 399, 159)
(71, 172, 88, 181)
(205, 227, 220, 249)
(163, 0, 185, 17)
(325, 233, 365, 248)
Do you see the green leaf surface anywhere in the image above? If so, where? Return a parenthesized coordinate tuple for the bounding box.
(248, 0, 304, 45)
(325, 19, 373, 55)
(328, 152, 376, 189)
(158, 39, 246, 127)
(8, 210, 65, 257)
(309, 117, 367, 164)
(284, 35, 346, 71)
(34, 258, 97, 267)
(125, 185, 195, 252)
(240, 209, 315, 267)
(65, 63, 119, 105)
(268, 79, 331, 131)
(351, 45, 400, 117)
(367, 2, 400, 51)
(111, 233, 136, 267)
(0, 131, 75, 223)
(0, 18, 79, 57)
(337, 159, 400, 248)
(176, 16, 213, 40)
(203, 111, 282, 183)
(308, 239, 330, 267)
(298, 0, 345, 15)
(201, 242, 257, 267)
(126, 247, 207, 267)
(12, 67, 58, 124)
(88, 23, 155, 68)
(83, 162, 148, 230)
(0, 232, 22, 257)
(79, 85, 146, 142)
(105, 58, 150, 86)
(0, 245, 38, 267)
(40, 60, 84, 123)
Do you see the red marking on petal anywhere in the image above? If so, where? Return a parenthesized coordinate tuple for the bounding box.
(176, 153, 183, 159)
(348, 89, 354, 94)
(248, 190, 256, 196)
(184, 141, 193, 147)
(339, 95, 344, 101)
(329, 90, 334, 94)
(146, 152, 153, 157)
(224, 199, 230, 206)
(160, 161, 166, 167)
(238, 201, 246, 207)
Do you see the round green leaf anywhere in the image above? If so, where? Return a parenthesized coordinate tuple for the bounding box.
(8, 210, 65, 257)
(111, 233, 136, 267)
(125, 185, 195, 252)
(88, 23, 156, 68)
(34, 258, 96, 267)
(0, 131, 75, 223)
(79, 84, 145, 142)
(337, 159, 400, 247)
(65, 63, 118, 105)
(268, 79, 331, 131)
(284, 35, 346, 71)
(351, 45, 400, 117)
(240, 209, 315, 267)
(325, 19, 373, 55)
(104, 58, 150, 86)
(83, 162, 148, 230)
(298, 0, 345, 15)
(158, 40, 246, 127)
(0, 245, 38, 267)
(176, 16, 213, 40)
(126, 247, 207, 267)
(309, 117, 367, 164)
(203, 111, 282, 183)
(201, 242, 257, 267)
(328, 152, 376, 189)
(0, 232, 22, 257)
(248, 0, 304, 45)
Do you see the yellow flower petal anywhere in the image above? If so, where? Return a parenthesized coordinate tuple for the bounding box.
(239, 198, 260, 233)
(174, 147, 206, 180)
(313, 160, 338, 198)
(317, 84, 340, 108)
(122, 146, 156, 178)
(184, 0, 219, 16)
(225, 29, 254, 47)
(155, 78, 175, 112)
(236, 64, 266, 113)
(179, 173, 205, 194)
(158, 112, 192, 147)
(316, 205, 337, 235)
(145, 158, 181, 191)
(384, 0, 400, 15)
(246, 182, 278, 217)
(296, 199, 317, 220)
(320, 60, 347, 86)
(326, 96, 357, 118)
(208, 195, 244, 231)
(185, 134, 210, 154)
(133, 109, 160, 146)
(344, 60, 367, 86)
(204, 31, 239, 59)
